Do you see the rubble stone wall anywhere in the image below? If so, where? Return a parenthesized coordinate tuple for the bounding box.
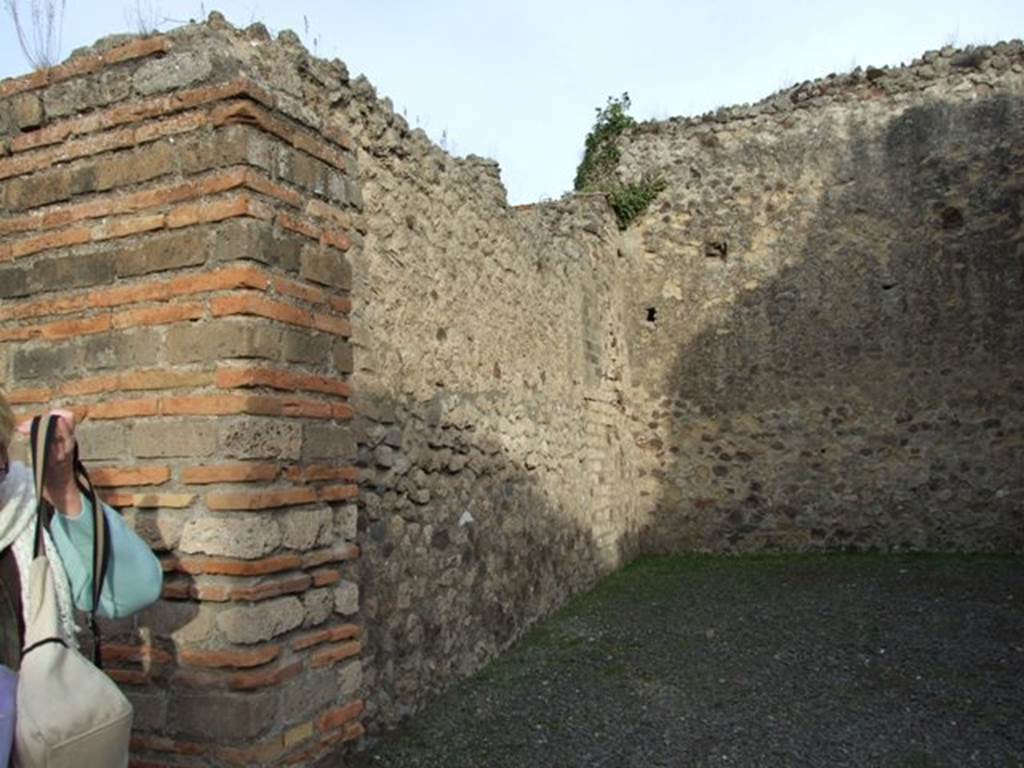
(615, 41, 1024, 554)
(341, 79, 641, 725)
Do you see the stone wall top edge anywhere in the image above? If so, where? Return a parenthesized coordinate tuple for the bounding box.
(0, 13, 505, 180)
(11, 15, 1017, 212)
(631, 38, 1024, 137)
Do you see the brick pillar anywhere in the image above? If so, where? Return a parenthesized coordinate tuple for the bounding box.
(0, 36, 363, 766)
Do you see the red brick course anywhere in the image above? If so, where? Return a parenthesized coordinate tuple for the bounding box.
(206, 483, 356, 511)
(178, 645, 281, 669)
(291, 623, 360, 652)
(181, 463, 280, 484)
(91, 466, 172, 487)
(215, 366, 352, 397)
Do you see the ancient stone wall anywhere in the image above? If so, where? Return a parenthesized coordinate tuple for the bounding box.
(340, 79, 641, 725)
(615, 41, 1024, 554)
(0, 15, 648, 761)
(0, 23, 363, 767)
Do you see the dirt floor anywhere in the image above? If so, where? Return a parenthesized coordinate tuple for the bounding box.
(347, 554, 1024, 768)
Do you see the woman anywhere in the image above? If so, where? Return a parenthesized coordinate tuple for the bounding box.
(0, 391, 162, 668)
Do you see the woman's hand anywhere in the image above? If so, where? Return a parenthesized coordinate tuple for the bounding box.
(18, 410, 83, 518)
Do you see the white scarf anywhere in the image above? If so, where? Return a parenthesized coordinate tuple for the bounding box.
(0, 462, 78, 648)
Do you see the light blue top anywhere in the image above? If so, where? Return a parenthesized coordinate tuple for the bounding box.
(48, 495, 163, 619)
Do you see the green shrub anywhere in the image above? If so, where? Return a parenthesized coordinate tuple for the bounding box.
(574, 93, 635, 192)
(607, 173, 668, 229)
(574, 93, 667, 229)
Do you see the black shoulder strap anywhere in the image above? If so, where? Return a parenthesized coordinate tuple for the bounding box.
(28, 415, 110, 666)
(29, 415, 59, 558)
(77, 447, 108, 667)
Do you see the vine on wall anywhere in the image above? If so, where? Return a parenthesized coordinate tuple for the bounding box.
(574, 93, 666, 229)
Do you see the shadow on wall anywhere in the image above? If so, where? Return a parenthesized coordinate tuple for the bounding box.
(643, 94, 1024, 555)
(353, 391, 608, 727)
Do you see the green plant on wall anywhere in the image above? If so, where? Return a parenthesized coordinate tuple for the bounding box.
(574, 92, 636, 192)
(607, 172, 668, 229)
(574, 92, 667, 229)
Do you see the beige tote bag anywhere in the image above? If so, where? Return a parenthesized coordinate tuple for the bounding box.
(12, 415, 132, 768)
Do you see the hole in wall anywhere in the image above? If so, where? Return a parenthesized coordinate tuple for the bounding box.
(704, 241, 728, 260)
(940, 206, 964, 230)
(645, 307, 658, 324)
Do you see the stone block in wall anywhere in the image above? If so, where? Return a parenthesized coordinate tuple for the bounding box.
(217, 597, 306, 644)
(281, 505, 336, 550)
(138, 601, 219, 647)
(42, 68, 132, 117)
(0, 266, 28, 299)
(213, 217, 304, 271)
(302, 587, 336, 627)
(2, 170, 72, 211)
(300, 244, 352, 290)
(126, 508, 187, 552)
(304, 422, 357, 461)
(30, 251, 117, 292)
(91, 137, 179, 193)
(83, 330, 164, 371)
(10, 331, 160, 380)
(285, 150, 329, 196)
(181, 121, 256, 171)
(279, 666, 346, 725)
(0, 251, 116, 296)
(131, 419, 219, 458)
(9, 92, 43, 129)
(334, 580, 359, 616)
(333, 340, 355, 374)
(179, 512, 283, 557)
(220, 416, 304, 460)
(11, 343, 79, 381)
(164, 319, 281, 364)
(169, 690, 277, 741)
(281, 327, 332, 364)
(76, 422, 129, 461)
(335, 504, 358, 540)
(337, 659, 362, 698)
(132, 50, 215, 95)
(115, 228, 210, 277)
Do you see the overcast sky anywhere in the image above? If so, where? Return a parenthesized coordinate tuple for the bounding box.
(2, 1, 1022, 203)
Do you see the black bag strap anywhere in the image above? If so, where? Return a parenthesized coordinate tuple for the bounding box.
(28, 414, 110, 667)
(29, 415, 59, 558)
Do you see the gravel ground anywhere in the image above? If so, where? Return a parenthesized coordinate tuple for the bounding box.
(348, 554, 1024, 768)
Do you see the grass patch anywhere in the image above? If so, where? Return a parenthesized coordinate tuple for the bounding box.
(353, 551, 1023, 766)
(476, 551, 1024, 686)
